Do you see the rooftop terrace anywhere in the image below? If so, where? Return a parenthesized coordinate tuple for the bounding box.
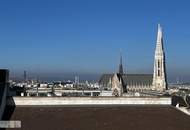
(2, 105, 190, 130)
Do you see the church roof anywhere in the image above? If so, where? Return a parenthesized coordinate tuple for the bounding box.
(99, 74, 153, 86)
(122, 74, 153, 86)
(99, 74, 114, 85)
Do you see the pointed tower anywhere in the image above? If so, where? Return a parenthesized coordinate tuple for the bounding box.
(111, 73, 123, 96)
(152, 24, 167, 91)
(119, 52, 124, 75)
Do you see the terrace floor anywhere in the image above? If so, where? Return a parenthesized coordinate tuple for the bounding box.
(2, 105, 190, 130)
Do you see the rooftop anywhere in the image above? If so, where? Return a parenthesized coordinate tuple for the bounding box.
(2, 105, 190, 130)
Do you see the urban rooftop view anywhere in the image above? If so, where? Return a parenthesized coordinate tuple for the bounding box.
(0, 0, 190, 130)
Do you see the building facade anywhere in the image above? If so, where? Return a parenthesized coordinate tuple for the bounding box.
(111, 73, 123, 96)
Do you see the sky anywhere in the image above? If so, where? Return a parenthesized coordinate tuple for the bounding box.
(0, 0, 190, 82)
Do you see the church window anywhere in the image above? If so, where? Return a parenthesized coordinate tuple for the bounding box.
(158, 60, 160, 68)
(158, 70, 160, 77)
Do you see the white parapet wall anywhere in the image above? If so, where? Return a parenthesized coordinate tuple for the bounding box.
(7, 97, 171, 106)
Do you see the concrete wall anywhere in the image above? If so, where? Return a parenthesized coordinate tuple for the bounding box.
(7, 97, 171, 106)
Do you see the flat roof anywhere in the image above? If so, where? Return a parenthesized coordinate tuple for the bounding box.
(2, 105, 190, 130)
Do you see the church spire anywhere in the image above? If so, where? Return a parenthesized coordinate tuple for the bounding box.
(119, 51, 124, 75)
(153, 24, 167, 91)
(156, 24, 164, 54)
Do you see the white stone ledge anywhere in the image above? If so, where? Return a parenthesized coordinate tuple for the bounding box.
(7, 97, 171, 106)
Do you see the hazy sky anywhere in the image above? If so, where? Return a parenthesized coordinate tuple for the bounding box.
(0, 0, 190, 82)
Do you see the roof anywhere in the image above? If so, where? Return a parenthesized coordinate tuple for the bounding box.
(3, 105, 190, 130)
(99, 74, 113, 85)
(99, 74, 153, 86)
(122, 74, 153, 86)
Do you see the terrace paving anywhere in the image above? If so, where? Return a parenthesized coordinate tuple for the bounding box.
(2, 105, 190, 130)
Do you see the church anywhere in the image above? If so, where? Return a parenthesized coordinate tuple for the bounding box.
(99, 24, 168, 96)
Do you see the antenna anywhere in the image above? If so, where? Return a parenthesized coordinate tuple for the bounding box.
(24, 70, 27, 82)
(176, 77, 180, 84)
(75, 75, 79, 84)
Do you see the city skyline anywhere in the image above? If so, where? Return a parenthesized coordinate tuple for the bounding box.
(1, 0, 190, 82)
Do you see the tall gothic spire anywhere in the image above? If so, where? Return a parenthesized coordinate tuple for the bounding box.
(153, 24, 167, 91)
(156, 24, 164, 54)
(119, 51, 124, 75)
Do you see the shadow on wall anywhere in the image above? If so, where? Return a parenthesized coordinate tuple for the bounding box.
(0, 97, 15, 130)
(2, 97, 16, 120)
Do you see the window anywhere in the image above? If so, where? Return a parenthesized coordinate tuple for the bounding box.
(158, 70, 160, 77)
(158, 60, 160, 68)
